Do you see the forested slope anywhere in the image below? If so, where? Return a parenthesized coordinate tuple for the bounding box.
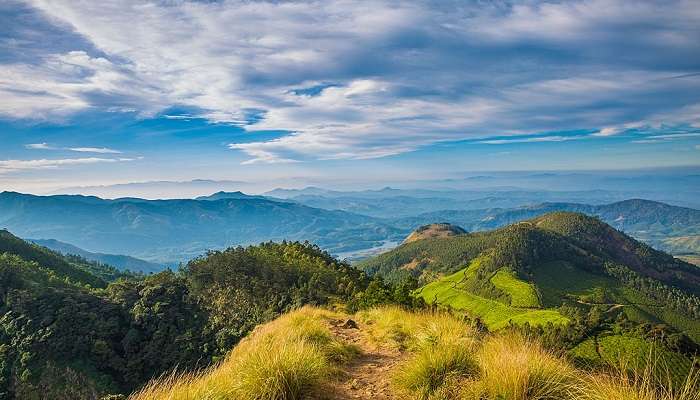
(0, 234, 376, 399)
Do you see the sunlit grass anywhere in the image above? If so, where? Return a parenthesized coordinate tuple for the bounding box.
(131, 306, 700, 400)
(129, 307, 358, 400)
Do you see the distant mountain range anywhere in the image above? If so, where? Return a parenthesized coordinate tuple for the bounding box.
(0, 191, 401, 264)
(2, 190, 698, 265)
(264, 186, 700, 218)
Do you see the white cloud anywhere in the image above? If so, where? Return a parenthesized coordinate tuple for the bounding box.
(5, 0, 700, 162)
(478, 135, 586, 145)
(0, 157, 135, 173)
(68, 147, 122, 154)
(25, 143, 55, 150)
(593, 127, 621, 137)
(24, 143, 122, 154)
(632, 131, 700, 143)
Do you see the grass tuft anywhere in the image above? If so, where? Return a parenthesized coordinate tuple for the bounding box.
(393, 343, 478, 399)
(581, 362, 700, 400)
(474, 333, 578, 400)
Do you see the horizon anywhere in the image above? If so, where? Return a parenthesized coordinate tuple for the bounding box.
(1, 0, 700, 195)
(0, 164, 698, 199)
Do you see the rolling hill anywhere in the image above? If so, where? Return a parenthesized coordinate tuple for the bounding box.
(29, 238, 164, 273)
(0, 229, 128, 286)
(0, 232, 372, 399)
(393, 199, 700, 258)
(0, 191, 402, 263)
(359, 212, 700, 341)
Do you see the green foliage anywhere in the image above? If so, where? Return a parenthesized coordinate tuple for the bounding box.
(0, 229, 107, 287)
(416, 267, 569, 330)
(184, 241, 369, 352)
(0, 237, 372, 399)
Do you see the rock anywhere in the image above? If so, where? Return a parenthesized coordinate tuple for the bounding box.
(341, 319, 358, 329)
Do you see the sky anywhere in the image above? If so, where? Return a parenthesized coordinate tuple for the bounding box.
(1, 0, 699, 195)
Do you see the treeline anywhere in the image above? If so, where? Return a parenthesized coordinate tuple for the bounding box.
(605, 262, 700, 320)
(0, 239, 413, 399)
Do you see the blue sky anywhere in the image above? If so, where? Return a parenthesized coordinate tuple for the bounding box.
(1, 0, 699, 194)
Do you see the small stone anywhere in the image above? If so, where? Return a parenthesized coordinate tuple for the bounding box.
(341, 319, 358, 329)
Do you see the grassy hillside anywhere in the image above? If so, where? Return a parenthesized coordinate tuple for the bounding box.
(359, 212, 700, 340)
(403, 223, 467, 244)
(132, 306, 700, 400)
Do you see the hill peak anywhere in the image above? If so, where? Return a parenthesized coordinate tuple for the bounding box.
(403, 222, 467, 243)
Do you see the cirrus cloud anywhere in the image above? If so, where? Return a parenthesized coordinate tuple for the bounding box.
(0, 157, 136, 174)
(2, 0, 700, 163)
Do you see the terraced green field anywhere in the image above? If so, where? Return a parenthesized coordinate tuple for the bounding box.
(490, 269, 541, 307)
(416, 267, 568, 330)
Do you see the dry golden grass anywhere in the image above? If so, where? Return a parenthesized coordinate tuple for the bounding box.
(130, 306, 700, 400)
(129, 307, 357, 400)
(357, 305, 478, 352)
(581, 363, 700, 400)
(472, 333, 579, 400)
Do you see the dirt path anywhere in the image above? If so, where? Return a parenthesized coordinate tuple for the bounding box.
(322, 318, 404, 400)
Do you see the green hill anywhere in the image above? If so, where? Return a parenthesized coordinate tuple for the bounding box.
(359, 212, 700, 339)
(403, 222, 467, 243)
(0, 229, 127, 287)
(29, 238, 164, 274)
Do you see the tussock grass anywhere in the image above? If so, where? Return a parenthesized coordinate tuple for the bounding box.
(129, 307, 357, 400)
(130, 306, 700, 400)
(359, 306, 479, 399)
(357, 305, 478, 351)
(473, 333, 579, 400)
(393, 343, 478, 399)
(581, 360, 700, 400)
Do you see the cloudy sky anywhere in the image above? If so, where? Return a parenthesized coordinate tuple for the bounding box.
(1, 0, 699, 194)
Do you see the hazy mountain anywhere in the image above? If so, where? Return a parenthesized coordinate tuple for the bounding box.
(265, 186, 700, 218)
(51, 179, 255, 199)
(0, 191, 402, 263)
(195, 191, 271, 201)
(29, 238, 164, 273)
